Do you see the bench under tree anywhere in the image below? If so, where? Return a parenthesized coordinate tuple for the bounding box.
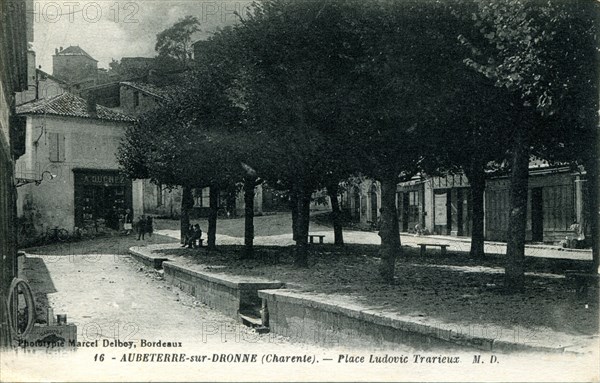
(417, 243, 449, 256)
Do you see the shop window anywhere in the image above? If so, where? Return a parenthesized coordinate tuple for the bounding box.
(48, 132, 65, 162)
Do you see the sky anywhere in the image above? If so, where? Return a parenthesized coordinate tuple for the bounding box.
(31, 0, 250, 71)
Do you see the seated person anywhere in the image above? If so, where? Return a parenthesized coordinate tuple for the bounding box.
(182, 224, 194, 247)
(414, 223, 423, 236)
(186, 224, 203, 248)
(568, 221, 585, 248)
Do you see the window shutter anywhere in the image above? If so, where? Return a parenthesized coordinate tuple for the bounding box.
(58, 133, 66, 161)
(49, 132, 58, 162)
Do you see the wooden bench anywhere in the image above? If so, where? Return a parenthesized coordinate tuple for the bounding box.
(308, 234, 325, 244)
(189, 238, 203, 248)
(417, 243, 449, 256)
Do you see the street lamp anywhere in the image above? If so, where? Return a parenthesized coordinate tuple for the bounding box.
(15, 171, 56, 187)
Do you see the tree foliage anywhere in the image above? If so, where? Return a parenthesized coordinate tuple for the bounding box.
(458, 0, 599, 290)
(155, 15, 201, 68)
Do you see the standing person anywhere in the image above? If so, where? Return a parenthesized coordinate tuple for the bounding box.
(123, 209, 133, 235)
(136, 215, 147, 240)
(146, 216, 153, 237)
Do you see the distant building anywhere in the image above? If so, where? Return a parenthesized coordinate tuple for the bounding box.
(484, 164, 587, 243)
(16, 51, 69, 105)
(341, 180, 380, 225)
(52, 46, 98, 85)
(15, 93, 137, 240)
(119, 81, 173, 116)
(119, 57, 156, 77)
(342, 163, 589, 245)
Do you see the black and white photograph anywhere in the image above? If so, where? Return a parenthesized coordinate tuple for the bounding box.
(0, 0, 599, 381)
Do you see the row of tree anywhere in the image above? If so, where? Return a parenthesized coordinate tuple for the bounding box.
(118, 0, 599, 292)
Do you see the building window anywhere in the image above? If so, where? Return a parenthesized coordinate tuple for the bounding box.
(48, 132, 65, 162)
(133, 91, 140, 108)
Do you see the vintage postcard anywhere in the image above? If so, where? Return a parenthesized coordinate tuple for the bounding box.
(1, 0, 598, 382)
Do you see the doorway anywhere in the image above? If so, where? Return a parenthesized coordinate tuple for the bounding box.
(370, 184, 378, 223)
(531, 187, 544, 242)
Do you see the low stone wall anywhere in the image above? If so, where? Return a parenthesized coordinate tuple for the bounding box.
(259, 289, 460, 350)
(129, 247, 170, 269)
(258, 290, 569, 353)
(163, 262, 284, 319)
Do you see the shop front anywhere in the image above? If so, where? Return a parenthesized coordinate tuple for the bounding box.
(396, 179, 425, 233)
(74, 169, 132, 232)
(430, 174, 471, 237)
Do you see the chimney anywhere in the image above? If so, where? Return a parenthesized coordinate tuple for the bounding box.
(86, 95, 97, 118)
(55, 48, 58, 54)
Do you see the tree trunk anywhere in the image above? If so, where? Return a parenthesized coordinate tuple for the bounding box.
(208, 184, 219, 249)
(327, 183, 344, 246)
(465, 166, 486, 259)
(378, 173, 401, 282)
(290, 190, 299, 241)
(180, 186, 194, 244)
(294, 184, 311, 268)
(505, 126, 530, 293)
(242, 178, 256, 259)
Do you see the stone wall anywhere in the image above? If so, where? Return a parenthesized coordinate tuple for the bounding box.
(162, 262, 284, 319)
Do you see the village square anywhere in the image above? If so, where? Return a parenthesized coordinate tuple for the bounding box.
(0, 0, 599, 382)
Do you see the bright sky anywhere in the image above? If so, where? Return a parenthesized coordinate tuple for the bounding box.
(31, 0, 249, 71)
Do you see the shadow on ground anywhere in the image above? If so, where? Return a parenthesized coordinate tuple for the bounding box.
(23, 233, 178, 256)
(21, 257, 56, 323)
(157, 243, 598, 337)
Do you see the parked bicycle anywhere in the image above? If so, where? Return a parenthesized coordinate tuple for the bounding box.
(44, 227, 70, 242)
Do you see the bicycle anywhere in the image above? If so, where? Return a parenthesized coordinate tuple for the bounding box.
(41, 227, 70, 244)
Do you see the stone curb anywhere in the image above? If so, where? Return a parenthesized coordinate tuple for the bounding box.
(162, 261, 285, 289)
(258, 289, 582, 355)
(129, 245, 588, 354)
(128, 247, 170, 269)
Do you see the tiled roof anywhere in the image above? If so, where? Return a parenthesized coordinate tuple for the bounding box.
(55, 46, 97, 61)
(120, 81, 179, 101)
(16, 93, 136, 122)
(36, 68, 68, 85)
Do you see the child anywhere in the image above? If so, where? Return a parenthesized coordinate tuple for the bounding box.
(146, 216, 153, 237)
(123, 209, 133, 235)
(136, 216, 147, 240)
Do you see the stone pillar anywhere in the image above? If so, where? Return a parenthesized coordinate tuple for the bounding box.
(424, 180, 434, 232)
(450, 189, 458, 236)
(574, 175, 585, 225)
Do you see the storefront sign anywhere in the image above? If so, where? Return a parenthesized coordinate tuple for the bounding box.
(76, 172, 127, 186)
